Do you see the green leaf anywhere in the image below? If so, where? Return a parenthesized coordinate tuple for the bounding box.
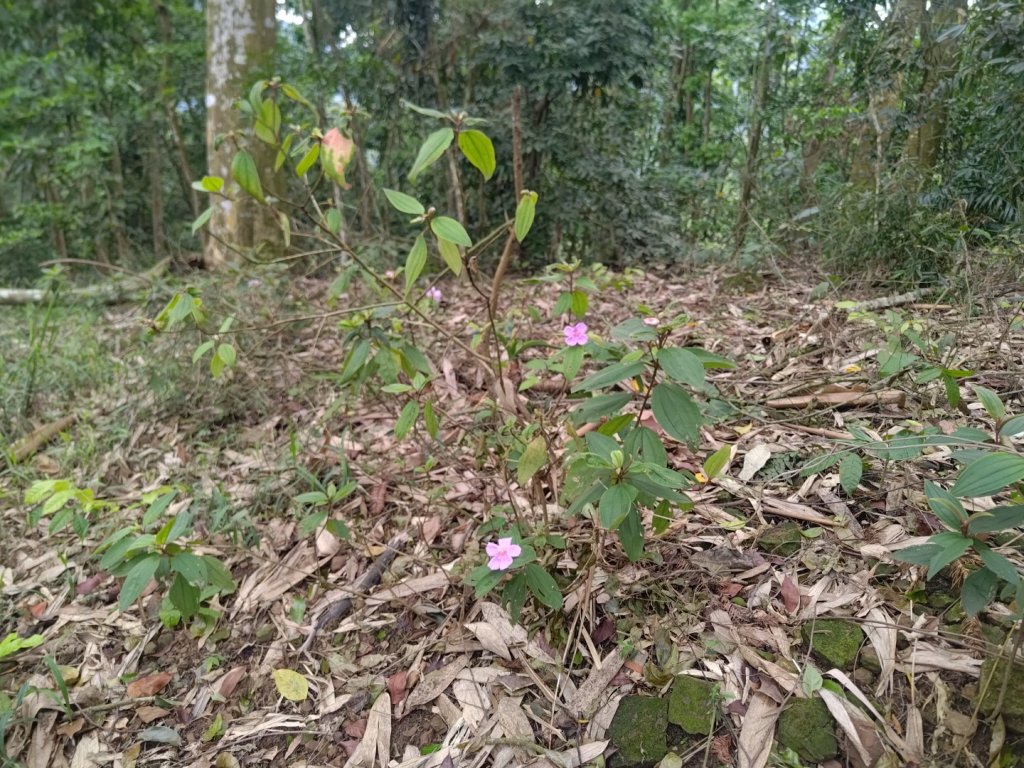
(651, 383, 703, 445)
(524, 564, 563, 609)
(968, 505, 1024, 534)
(618, 508, 644, 561)
(800, 453, 843, 477)
(191, 206, 214, 234)
(319, 210, 339, 238)
(230, 150, 265, 203)
(573, 361, 646, 393)
(924, 480, 967, 530)
(839, 455, 863, 496)
(1000, 415, 1024, 439)
(169, 573, 199, 619)
(684, 348, 735, 369)
(703, 445, 732, 480)
(625, 427, 668, 468)
(192, 340, 214, 363)
(0, 633, 44, 660)
(395, 401, 419, 440)
(143, 490, 178, 527)
(436, 236, 463, 276)
(502, 573, 528, 623)
(517, 436, 548, 486)
(570, 392, 632, 424)
(599, 484, 637, 530)
(408, 127, 454, 182)
(893, 543, 942, 567)
(340, 338, 371, 382)
(254, 99, 282, 145)
(401, 100, 448, 119)
(514, 191, 538, 242)
(657, 348, 706, 388)
(468, 563, 504, 599)
(430, 216, 472, 247)
(801, 665, 823, 696)
(570, 290, 588, 319)
(961, 567, 998, 616)
(197, 176, 223, 193)
(171, 551, 208, 586)
(458, 130, 496, 180)
(561, 345, 585, 381)
(383, 188, 425, 216)
(927, 534, 973, 578)
(217, 343, 236, 367)
(296, 143, 320, 177)
(118, 554, 161, 611)
(404, 235, 428, 296)
(974, 542, 1020, 584)
(423, 400, 439, 439)
(951, 452, 1024, 497)
(973, 385, 1006, 421)
(293, 491, 328, 505)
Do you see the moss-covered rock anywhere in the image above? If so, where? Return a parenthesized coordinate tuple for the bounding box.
(757, 521, 804, 557)
(801, 619, 864, 669)
(608, 696, 669, 767)
(667, 676, 717, 735)
(977, 659, 1024, 733)
(777, 698, 838, 763)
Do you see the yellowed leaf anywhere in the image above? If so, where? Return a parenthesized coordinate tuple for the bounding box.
(272, 668, 309, 702)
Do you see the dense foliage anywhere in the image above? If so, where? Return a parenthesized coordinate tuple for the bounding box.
(1, 0, 1021, 284)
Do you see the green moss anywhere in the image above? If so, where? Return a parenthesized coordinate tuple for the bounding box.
(978, 659, 1024, 732)
(776, 698, 838, 762)
(608, 696, 669, 767)
(757, 521, 804, 557)
(801, 619, 864, 669)
(667, 676, 717, 735)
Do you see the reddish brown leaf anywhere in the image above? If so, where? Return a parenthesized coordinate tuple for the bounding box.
(780, 576, 800, 614)
(592, 616, 616, 644)
(387, 670, 408, 707)
(711, 734, 733, 764)
(76, 572, 107, 596)
(127, 671, 172, 698)
(343, 718, 367, 739)
(217, 666, 247, 699)
(719, 582, 744, 599)
(135, 706, 170, 723)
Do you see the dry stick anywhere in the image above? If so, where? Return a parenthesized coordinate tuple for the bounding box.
(297, 531, 409, 656)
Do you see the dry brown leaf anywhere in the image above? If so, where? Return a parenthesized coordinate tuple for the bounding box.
(464, 621, 512, 660)
(779, 575, 800, 614)
(566, 649, 626, 720)
(405, 656, 469, 710)
(736, 692, 778, 768)
(127, 671, 172, 698)
(217, 666, 247, 699)
(135, 706, 169, 724)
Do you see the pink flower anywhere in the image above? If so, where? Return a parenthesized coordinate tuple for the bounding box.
(563, 322, 588, 346)
(384, 270, 396, 279)
(426, 286, 442, 302)
(485, 537, 522, 571)
(643, 317, 660, 326)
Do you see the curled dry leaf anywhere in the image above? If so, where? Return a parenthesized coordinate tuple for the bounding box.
(217, 666, 247, 699)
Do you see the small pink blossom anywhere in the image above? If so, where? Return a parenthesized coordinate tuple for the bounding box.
(485, 537, 522, 571)
(426, 286, 442, 302)
(643, 317, 660, 326)
(384, 269, 396, 279)
(563, 322, 589, 346)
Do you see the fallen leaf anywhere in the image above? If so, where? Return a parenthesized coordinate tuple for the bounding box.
(779, 576, 800, 614)
(135, 706, 169, 724)
(127, 672, 172, 698)
(272, 668, 309, 702)
(217, 666, 247, 699)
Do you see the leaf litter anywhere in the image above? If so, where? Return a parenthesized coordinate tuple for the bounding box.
(1, 264, 1023, 766)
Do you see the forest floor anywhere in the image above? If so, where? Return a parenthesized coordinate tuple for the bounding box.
(2, 261, 1024, 768)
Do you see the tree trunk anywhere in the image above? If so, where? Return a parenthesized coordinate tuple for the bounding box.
(204, 0, 281, 269)
(734, 11, 774, 255)
(148, 128, 166, 259)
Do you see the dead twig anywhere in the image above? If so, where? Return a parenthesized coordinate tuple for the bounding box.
(296, 531, 409, 656)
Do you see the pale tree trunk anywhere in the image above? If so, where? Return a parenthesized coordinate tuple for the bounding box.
(734, 9, 774, 255)
(205, 0, 281, 269)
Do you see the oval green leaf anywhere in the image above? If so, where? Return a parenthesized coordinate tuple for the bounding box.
(651, 383, 703, 445)
(408, 127, 454, 182)
(436, 236, 463, 276)
(430, 216, 472, 247)
(524, 563, 563, 609)
(383, 188, 425, 216)
(230, 150, 265, 202)
(951, 452, 1024, 498)
(514, 191, 538, 242)
(404, 235, 428, 296)
(458, 129, 496, 180)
